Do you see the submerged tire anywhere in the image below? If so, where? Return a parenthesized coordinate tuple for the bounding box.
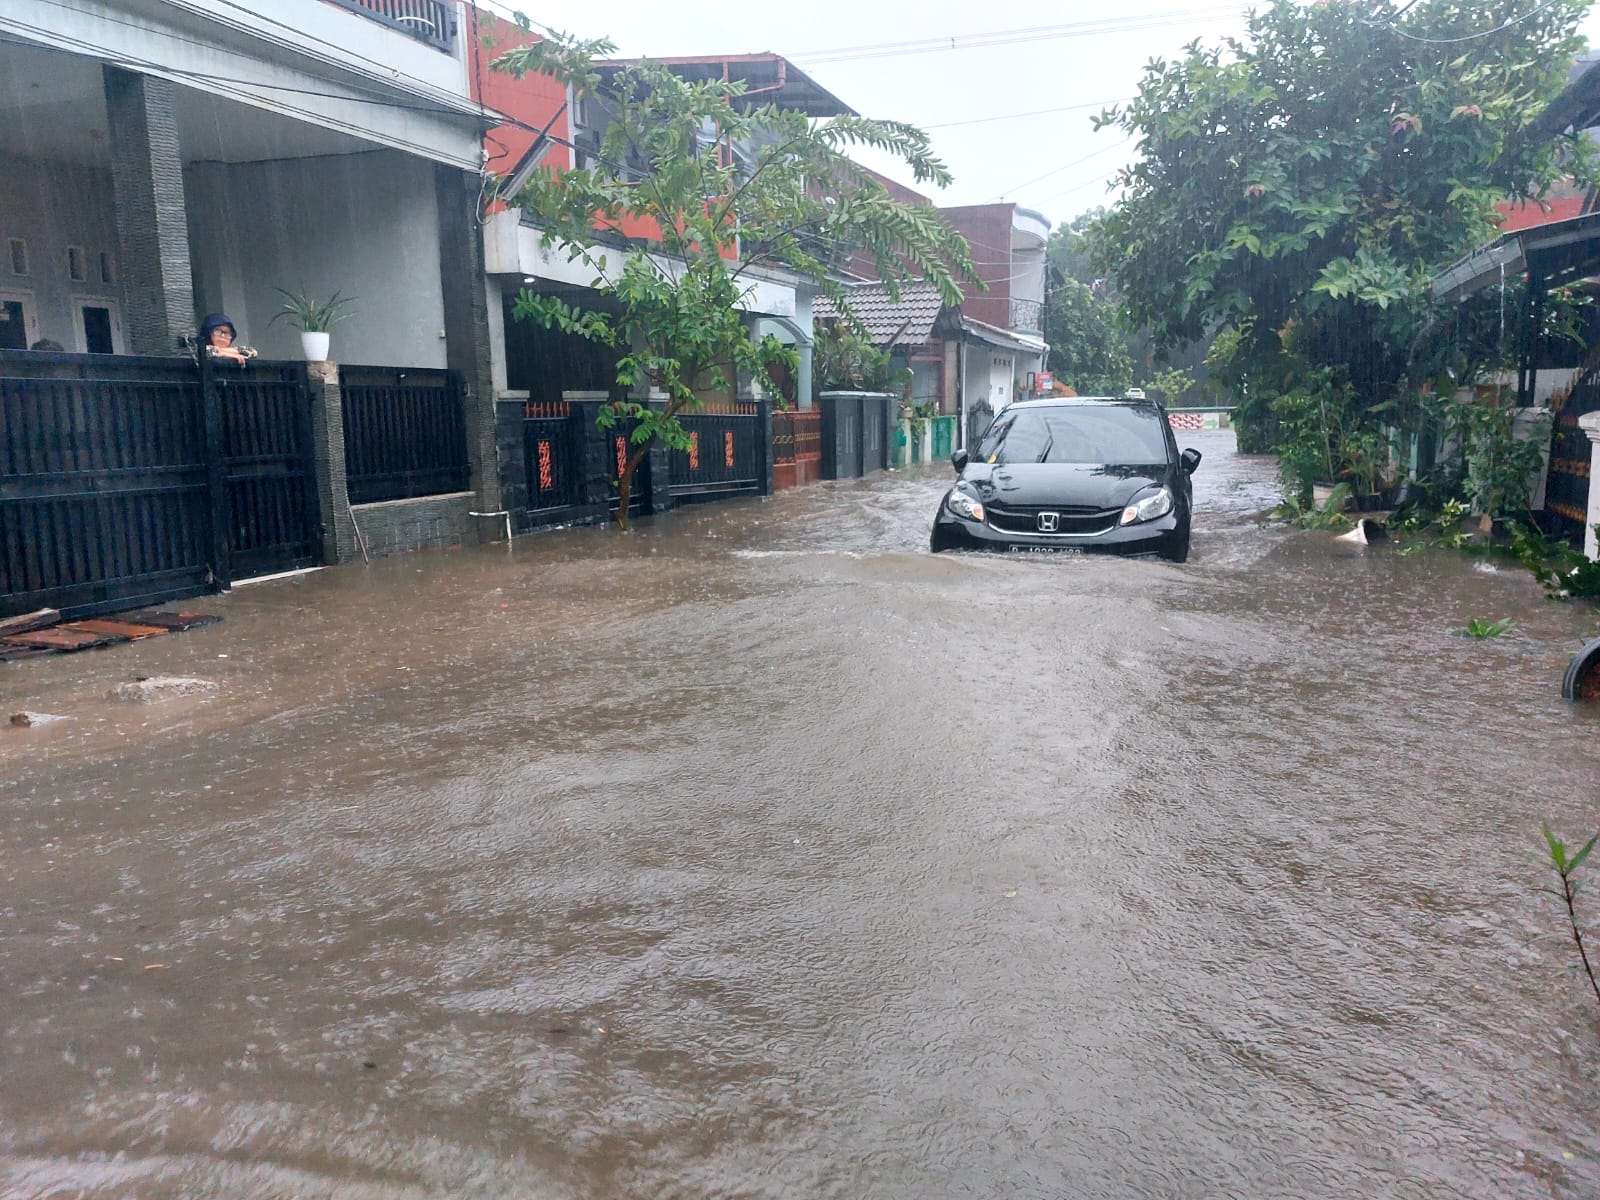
(1159, 526, 1191, 564)
(930, 526, 957, 554)
(1562, 637, 1600, 701)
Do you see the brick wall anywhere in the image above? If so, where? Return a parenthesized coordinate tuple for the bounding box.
(103, 67, 194, 356)
(941, 204, 1015, 330)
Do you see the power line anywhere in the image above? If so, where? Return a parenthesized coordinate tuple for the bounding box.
(1363, 0, 1569, 43)
(790, 7, 1247, 65)
(991, 136, 1134, 200)
(924, 98, 1131, 130)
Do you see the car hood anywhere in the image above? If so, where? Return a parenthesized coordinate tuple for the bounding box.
(960, 462, 1169, 508)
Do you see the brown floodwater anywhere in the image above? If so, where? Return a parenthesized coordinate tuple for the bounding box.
(2, 429, 1598, 1199)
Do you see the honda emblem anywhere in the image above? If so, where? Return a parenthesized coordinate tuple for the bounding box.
(1036, 512, 1060, 532)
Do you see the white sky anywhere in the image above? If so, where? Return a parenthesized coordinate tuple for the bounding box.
(484, 1, 1600, 233)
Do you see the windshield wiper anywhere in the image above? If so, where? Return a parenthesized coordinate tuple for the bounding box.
(1035, 435, 1053, 463)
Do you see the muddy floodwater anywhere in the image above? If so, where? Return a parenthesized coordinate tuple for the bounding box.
(3, 429, 1599, 1199)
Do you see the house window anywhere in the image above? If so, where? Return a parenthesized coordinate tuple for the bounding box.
(8, 238, 26, 276)
(67, 245, 86, 282)
(99, 251, 115, 285)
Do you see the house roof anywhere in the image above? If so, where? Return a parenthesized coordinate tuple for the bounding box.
(814, 281, 947, 347)
(1433, 209, 1600, 302)
(595, 54, 856, 118)
(1531, 52, 1600, 139)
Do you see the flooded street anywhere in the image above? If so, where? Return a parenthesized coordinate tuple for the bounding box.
(3, 429, 1599, 1198)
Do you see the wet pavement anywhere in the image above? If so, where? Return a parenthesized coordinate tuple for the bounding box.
(3, 428, 1599, 1199)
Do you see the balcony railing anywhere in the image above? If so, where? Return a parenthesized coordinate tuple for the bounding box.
(1010, 296, 1044, 334)
(324, 0, 455, 53)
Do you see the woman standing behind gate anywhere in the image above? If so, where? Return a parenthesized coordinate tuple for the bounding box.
(197, 313, 255, 364)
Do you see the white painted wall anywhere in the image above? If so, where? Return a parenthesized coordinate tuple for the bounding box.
(0, 153, 124, 348)
(1, 0, 481, 170)
(186, 150, 447, 366)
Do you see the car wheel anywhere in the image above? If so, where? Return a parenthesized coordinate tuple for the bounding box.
(1159, 526, 1190, 563)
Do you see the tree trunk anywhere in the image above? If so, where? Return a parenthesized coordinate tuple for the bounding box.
(613, 437, 655, 532)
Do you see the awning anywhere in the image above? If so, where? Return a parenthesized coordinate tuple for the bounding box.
(1433, 210, 1600, 302)
(960, 316, 1047, 355)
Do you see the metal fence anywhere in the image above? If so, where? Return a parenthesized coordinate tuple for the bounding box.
(1547, 366, 1600, 543)
(772, 408, 822, 489)
(668, 402, 763, 499)
(1, 351, 319, 619)
(323, 0, 454, 51)
(523, 399, 582, 518)
(216, 363, 320, 579)
(817, 392, 893, 479)
(341, 366, 469, 505)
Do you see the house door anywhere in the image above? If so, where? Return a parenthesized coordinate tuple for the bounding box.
(75, 298, 124, 354)
(0, 290, 37, 350)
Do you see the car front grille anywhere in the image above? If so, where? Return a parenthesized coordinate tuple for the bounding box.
(986, 502, 1120, 536)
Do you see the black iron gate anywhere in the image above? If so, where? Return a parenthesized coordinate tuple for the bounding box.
(214, 362, 320, 579)
(1, 351, 320, 620)
(669, 403, 763, 499)
(1547, 358, 1600, 545)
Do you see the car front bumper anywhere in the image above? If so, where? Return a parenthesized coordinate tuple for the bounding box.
(931, 509, 1183, 555)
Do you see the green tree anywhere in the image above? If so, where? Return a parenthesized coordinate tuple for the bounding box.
(1091, 0, 1594, 475)
(1044, 277, 1132, 396)
(493, 24, 976, 527)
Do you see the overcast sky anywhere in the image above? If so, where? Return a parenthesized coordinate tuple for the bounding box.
(484, 1, 1600, 234)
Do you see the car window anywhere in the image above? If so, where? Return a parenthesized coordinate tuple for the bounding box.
(983, 405, 1169, 465)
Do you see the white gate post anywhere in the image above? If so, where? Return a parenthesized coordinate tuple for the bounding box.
(1579, 411, 1600, 561)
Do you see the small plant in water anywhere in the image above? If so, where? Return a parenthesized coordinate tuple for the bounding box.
(1542, 825, 1600, 1011)
(1456, 616, 1514, 639)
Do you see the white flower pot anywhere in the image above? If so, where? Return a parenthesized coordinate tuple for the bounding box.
(300, 331, 330, 362)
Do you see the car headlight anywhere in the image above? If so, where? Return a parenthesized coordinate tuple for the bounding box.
(946, 488, 985, 522)
(1120, 486, 1173, 525)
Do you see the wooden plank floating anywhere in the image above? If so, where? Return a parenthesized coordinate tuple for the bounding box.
(0, 609, 221, 662)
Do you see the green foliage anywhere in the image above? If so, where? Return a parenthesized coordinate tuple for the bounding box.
(1143, 366, 1193, 406)
(1044, 277, 1133, 396)
(1271, 480, 1354, 531)
(1046, 209, 1105, 288)
(1541, 824, 1600, 1011)
(1442, 395, 1552, 520)
(1090, 0, 1592, 481)
(1507, 522, 1600, 600)
(269, 289, 356, 333)
(491, 27, 976, 525)
(813, 322, 910, 396)
(1456, 616, 1514, 639)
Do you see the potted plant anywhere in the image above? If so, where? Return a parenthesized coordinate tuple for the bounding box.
(271, 288, 356, 362)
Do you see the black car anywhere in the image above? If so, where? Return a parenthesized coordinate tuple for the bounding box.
(929, 396, 1201, 561)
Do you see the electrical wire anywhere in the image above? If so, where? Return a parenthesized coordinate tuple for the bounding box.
(990, 136, 1135, 200)
(1365, 0, 1570, 44)
(791, 6, 1246, 65)
(924, 98, 1132, 130)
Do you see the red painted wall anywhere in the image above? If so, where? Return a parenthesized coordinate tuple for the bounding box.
(466, 6, 571, 207)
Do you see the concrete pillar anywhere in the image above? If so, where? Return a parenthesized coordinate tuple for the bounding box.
(495, 390, 529, 532)
(1580, 411, 1600, 561)
(304, 361, 359, 563)
(563, 391, 618, 523)
(103, 67, 195, 356)
(436, 164, 499, 524)
(795, 338, 814, 411)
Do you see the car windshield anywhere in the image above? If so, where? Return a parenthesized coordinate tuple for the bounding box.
(978, 404, 1170, 465)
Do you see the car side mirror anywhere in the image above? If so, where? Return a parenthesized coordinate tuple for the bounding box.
(951, 448, 969, 472)
(1180, 448, 1202, 474)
